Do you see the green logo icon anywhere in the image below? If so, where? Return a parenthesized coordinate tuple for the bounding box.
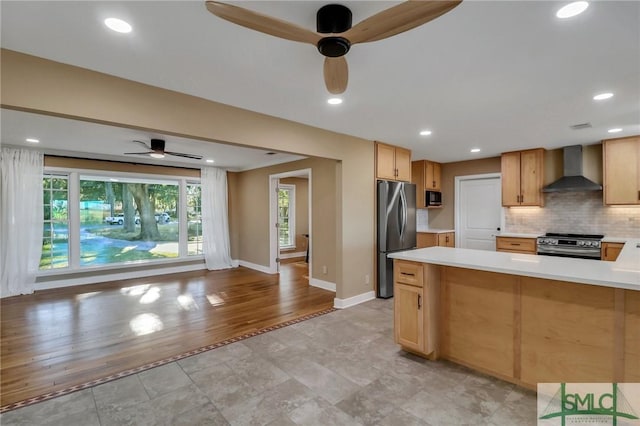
(539, 383, 639, 426)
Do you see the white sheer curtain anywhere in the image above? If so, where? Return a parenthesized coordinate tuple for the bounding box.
(201, 166, 234, 270)
(1, 148, 44, 297)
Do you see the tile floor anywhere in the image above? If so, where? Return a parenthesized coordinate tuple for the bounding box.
(0, 298, 537, 425)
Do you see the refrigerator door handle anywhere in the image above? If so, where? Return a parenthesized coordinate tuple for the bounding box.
(399, 186, 407, 242)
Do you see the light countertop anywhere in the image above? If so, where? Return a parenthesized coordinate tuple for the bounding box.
(496, 232, 540, 239)
(388, 239, 640, 291)
(416, 228, 455, 234)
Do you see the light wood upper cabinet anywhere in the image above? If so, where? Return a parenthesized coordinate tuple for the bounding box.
(601, 242, 624, 261)
(603, 136, 640, 205)
(411, 160, 442, 207)
(501, 148, 544, 207)
(376, 142, 411, 182)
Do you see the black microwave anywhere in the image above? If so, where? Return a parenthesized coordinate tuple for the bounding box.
(425, 191, 442, 207)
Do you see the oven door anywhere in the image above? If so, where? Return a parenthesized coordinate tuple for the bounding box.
(537, 246, 601, 260)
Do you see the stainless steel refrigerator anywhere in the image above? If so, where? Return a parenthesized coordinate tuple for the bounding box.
(377, 180, 417, 298)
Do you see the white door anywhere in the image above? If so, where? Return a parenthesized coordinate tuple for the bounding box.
(457, 176, 502, 250)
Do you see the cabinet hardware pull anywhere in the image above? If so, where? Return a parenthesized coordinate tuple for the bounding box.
(638, 190, 639, 200)
(400, 272, 415, 277)
(418, 294, 422, 309)
(511, 243, 521, 246)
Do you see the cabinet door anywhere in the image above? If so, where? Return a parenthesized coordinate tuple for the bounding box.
(424, 161, 441, 191)
(604, 137, 640, 205)
(417, 233, 438, 248)
(376, 143, 397, 180)
(520, 149, 544, 206)
(437, 232, 455, 247)
(411, 161, 426, 207)
(394, 283, 424, 352)
(601, 242, 624, 261)
(501, 152, 522, 206)
(395, 147, 412, 182)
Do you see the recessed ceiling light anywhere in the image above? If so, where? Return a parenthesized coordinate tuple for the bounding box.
(593, 92, 613, 101)
(327, 98, 343, 105)
(470, 148, 481, 153)
(110, 178, 119, 182)
(25, 138, 40, 143)
(206, 159, 215, 163)
(149, 153, 165, 159)
(556, 1, 589, 19)
(608, 128, 622, 133)
(419, 130, 432, 136)
(104, 18, 132, 33)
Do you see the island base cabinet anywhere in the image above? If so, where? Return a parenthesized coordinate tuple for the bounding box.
(625, 291, 640, 382)
(392, 262, 640, 390)
(393, 261, 440, 358)
(440, 268, 516, 380)
(394, 283, 424, 353)
(520, 278, 616, 386)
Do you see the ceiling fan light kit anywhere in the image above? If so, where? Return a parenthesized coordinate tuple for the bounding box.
(205, 1, 462, 95)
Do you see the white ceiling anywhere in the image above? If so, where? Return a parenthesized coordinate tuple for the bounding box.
(0, 109, 306, 171)
(1, 1, 639, 165)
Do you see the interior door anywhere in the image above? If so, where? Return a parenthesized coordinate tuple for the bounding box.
(458, 177, 502, 250)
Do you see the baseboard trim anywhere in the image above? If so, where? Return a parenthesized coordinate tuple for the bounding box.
(334, 291, 376, 309)
(237, 260, 276, 274)
(309, 278, 336, 292)
(279, 251, 306, 260)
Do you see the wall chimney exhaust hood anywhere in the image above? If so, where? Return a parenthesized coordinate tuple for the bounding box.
(542, 145, 602, 192)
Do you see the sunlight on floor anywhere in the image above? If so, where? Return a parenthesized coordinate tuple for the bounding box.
(177, 294, 199, 311)
(120, 284, 150, 296)
(129, 313, 164, 336)
(206, 294, 225, 307)
(139, 287, 161, 304)
(74, 291, 101, 302)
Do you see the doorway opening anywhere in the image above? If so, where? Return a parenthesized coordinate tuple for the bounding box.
(269, 169, 312, 277)
(454, 173, 504, 250)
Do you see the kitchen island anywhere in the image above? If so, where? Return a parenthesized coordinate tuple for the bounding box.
(388, 241, 640, 389)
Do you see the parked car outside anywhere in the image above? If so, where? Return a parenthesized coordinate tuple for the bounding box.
(155, 212, 171, 224)
(104, 213, 140, 225)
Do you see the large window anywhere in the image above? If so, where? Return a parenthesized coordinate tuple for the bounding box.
(79, 176, 179, 266)
(278, 184, 295, 249)
(39, 170, 202, 272)
(40, 174, 69, 269)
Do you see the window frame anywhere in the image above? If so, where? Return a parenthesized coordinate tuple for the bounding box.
(278, 184, 296, 250)
(40, 173, 71, 270)
(38, 166, 203, 277)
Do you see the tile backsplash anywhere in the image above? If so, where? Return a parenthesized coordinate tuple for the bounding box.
(416, 209, 429, 231)
(505, 192, 640, 238)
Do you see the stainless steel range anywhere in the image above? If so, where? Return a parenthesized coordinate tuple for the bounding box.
(537, 233, 604, 260)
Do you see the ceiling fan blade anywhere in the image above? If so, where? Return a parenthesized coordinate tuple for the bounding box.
(124, 151, 154, 155)
(132, 140, 151, 149)
(344, 0, 462, 45)
(165, 152, 204, 160)
(324, 57, 348, 94)
(205, 1, 321, 45)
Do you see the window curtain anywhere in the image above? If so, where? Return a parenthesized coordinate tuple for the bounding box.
(201, 166, 233, 270)
(1, 148, 44, 297)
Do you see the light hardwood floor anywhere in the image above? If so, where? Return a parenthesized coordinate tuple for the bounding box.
(0, 261, 333, 406)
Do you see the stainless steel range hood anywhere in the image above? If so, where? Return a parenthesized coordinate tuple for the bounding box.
(542, 145, 602, 192)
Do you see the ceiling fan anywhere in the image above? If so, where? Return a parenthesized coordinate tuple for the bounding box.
(124, 139, 203, 160)
(205, 1, 462, 94)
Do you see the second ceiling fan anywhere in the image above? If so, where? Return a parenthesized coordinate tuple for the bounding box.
(205, 1, 462, 94)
